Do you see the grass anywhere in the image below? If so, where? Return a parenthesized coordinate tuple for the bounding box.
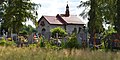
(0, 47, 120, 60)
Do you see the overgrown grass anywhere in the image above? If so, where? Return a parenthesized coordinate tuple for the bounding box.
(0, 47, 120, 60)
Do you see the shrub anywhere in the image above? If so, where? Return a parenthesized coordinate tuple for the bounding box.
(0, 37, 6, 46)
(29, 44, 37, 47)
(6, 40, 16, 46)
(64, 33, 80, 49)
(19, 30, 28, 35)
(50, 27, 67, 38)
(0, 37, 16, 46)
(43, 40, 62, 50)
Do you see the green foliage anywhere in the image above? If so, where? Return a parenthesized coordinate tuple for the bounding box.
(61, 40, 67, 48)
(0, 37, 16, 46)
(0, 0, 4, 18)
(43, 40, 61, 50)
(29, 44, 37, 48)
(77, 1, 90, 18)
(0, 37, 6, 46)
(2, 0, 40, 33)
(78, 0, 117, 35)
(88, 0, 105, 34)
(100, 42, 106, 50)
(0, 0, 4, 4)
(79, 0, 117, 26)
(104, 26, 117, 36)
(64, 33, 80, 49)
(6, 40, 16, 46)
(19, 30, 28, 35)
(78, 1, 117, 49)
(115, 0, 120, 33)
(100, 26, 117, 50)
(19, 25, 37, 35)
(50, 27, 67, 38)
(39, 41, 44, 47)
(44, 41, 52, 49)
(38, 33, 80, 49)
(102, 25, 117, 41)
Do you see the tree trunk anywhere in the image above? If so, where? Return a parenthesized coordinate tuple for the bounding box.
(88, 0, 97, 48)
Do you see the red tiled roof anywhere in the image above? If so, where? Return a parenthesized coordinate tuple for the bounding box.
(38, 15, 85, 25)
(44, 16, 63, 25)
(62, 15, 85, 25)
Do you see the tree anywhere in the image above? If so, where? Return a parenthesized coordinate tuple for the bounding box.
(78, 0, 104, 33)
(0, 0, 5, 35)
(0, 0, 4, 20)
(82, 0, 104, 46)
(88, 0, 102, 47)
(50, 27, 67, 38)
(78, 0, 117, 47)
(78, 0, 116, 24)
(0, 0, 4, 5)
(65, 33, 80, 49)
(2, 0, 40, 34)
(115, 0, 120, 33)
(19, 25, 37, 35)
(77, 1, 90, 18)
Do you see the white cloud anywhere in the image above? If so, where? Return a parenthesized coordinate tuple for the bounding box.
(33, 0, 88, 18)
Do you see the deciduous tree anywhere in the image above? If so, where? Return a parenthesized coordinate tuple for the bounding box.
(2, 0, 40, 34)
(115, 0, 120, 33)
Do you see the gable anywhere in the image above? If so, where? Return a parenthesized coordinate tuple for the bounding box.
(38, 16, 63, 25)
(38, 17, 50, 27)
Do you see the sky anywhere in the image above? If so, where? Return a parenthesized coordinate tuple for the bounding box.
(26, 0, 89, 27)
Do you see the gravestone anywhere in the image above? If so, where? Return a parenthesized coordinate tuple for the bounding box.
(28, 33, 34, 44)
(77, 34, 82, 46)
(11, 34, 17, 41)
(44, 32, 51, 41)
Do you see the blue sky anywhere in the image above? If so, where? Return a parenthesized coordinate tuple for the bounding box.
(27, 0, 89, 27)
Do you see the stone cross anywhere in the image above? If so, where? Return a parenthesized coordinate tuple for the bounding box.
(2, 29, 5, 35)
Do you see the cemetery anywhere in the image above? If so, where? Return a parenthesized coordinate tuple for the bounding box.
(1, 0, 120, 60)
(0, 2, 120, 50)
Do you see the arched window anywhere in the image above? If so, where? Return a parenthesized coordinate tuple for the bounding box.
(72, 27, 77, 33)
(41, 28, 46, 35)
(78, 27, 82, 33)
(42, 28, 46, 31)
(40, 21, 45, 26)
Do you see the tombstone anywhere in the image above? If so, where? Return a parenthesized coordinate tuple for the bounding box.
(6, 32, 8, 37)
(47, 32, 51, 41)
(63, 36, 67, 43)
(28, 33, 34, 44)
(2, 29, 5, 36)
(77, 34, 82, 46)
(11, 34, 17, 42)
(56, 33, 58, 38)
(77, 29, 88, 48)
(43, 32, 51, 41)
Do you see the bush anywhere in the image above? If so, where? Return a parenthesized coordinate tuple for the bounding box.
(0, 37, 16, 46)
(50, 27, 67, 38)
(0, 37, 6, 46)
(29, 44, 37, 47)
(19, 30, 28, 35)
(6, 40, 16, 46)
(64, 33, 80, 49)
